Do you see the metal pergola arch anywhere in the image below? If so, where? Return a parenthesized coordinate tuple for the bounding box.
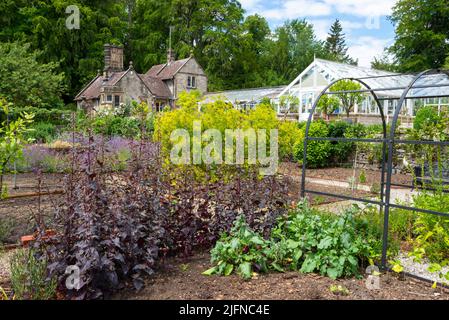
(300, 69, 449, 268)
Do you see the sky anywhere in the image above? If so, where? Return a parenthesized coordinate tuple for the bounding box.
(239, 0, 397, 68)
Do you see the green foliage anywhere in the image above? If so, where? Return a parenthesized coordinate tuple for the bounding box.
(327, 121, 353, 164)
(317, 95, 340, 119)
(0, 1, 356, 101)
(10, 249, 57, 300)
(325, 19, 357, 65)
(330, 80, 364, 118)
(412, 191, 449, 263)
(204, 215, 272, 280)
(206, 201, 376, 280)
(413, 106, 442, 132)
(0, 1, 127, 100)
(0, 107, 73, 126)
(25, 122, 57, 143)
(389, 0, 449, 72)
(278, 121, 303, 161)
(0, 217, 14, 244)
(155, 92, 297, 162)
(0, 99, 34, 197)
(0, 42, 65, 109)
(273, 204, 372, 279)
(294, 121, 331, 168)
(371, 54, 397, 72)
(78, 102, 155, 138)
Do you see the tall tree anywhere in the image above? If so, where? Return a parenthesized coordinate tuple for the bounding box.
(0, 0, 128, 102)
(330, 80, 364, 118)
(325, 19, 357, 65)
(0, 42, 65, 109)
(371, 54, 397, 72)
(270, 19, 328, 84)
(389, 0, 449, 72)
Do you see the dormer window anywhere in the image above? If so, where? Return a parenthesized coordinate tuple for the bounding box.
(187, 76, 196, 88)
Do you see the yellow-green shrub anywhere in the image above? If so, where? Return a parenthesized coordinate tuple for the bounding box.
(154, 93, 304, 166)
(279, 121, 303, 161)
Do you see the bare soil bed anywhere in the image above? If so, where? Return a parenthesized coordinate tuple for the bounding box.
(0, 174, 63, 244)
(117, 253, 449, 300)
(279, 162, 413, 187)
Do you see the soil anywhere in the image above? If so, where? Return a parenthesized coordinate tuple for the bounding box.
(0, 174, 63, 244)
(117, 252, 449, 300)
(279, 162, 413, 187)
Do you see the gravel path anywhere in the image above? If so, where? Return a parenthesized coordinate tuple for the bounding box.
(399, 253, 449, 285)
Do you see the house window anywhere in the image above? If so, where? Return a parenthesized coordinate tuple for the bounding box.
(114, 95, 120, 107)
(106, 95, 113, 102)
(187, 76, 196, 88)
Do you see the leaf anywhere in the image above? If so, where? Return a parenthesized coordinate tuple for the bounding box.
(300, 256, 317, 273)
(327, 268, 339, 279)
(293, 249, 303, 261)
(250, 236, 265, 245)
(202, 267, 217, 276)
(317, 236, 333, 250)
(392, 264, 403, 274)
(347, 256, 358, 267)
(238, 262, 252, 280)
(271, 262, 285, 273)
(428, 263, 442, 273)
(432, 281, 437, 289)
(224, 264, 234, 276)
(230, 238, 240, 250)
(286, 240, 300, 249)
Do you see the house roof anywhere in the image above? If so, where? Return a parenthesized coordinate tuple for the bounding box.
(146, 57, 191, 80)
(280, 58, 449, 99)
(203, 86, 287, 104)
(75, 71, 127, 101)
(75, 69, 173, 101)
(140, 75, 172, 98)
(75, 56, 197, 102)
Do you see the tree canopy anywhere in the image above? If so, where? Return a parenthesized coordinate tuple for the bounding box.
(0, 42, 65, 109)
(0, 0, 359, 105)
(388, 0, 449, 72)
(325, 19, 357, 65)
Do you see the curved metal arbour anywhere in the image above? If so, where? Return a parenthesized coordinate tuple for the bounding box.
(300, 70, 449, 268)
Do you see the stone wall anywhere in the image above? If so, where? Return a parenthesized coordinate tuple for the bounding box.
(174, 58, 208, 98)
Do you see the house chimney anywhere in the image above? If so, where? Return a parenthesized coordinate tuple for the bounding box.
(104, 44, 124, 73)
(167, 48, 175, 65)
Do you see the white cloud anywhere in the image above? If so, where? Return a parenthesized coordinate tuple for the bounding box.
(347, 36, 394, 67)
(241, 0, 395, 20)
(239, 0, 264, 12)
(259, 0, 332, 20)
(323, 0, 395, 17)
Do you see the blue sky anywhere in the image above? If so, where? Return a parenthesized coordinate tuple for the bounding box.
(240, 0, 397, 67)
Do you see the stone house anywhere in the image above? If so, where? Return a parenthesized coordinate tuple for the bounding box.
(75, 44, 208, 112)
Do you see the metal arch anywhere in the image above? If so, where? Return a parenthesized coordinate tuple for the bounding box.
(381, 69, 449, 267)
(299, 69, 449, 270)
(300, 77, 388, 201)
